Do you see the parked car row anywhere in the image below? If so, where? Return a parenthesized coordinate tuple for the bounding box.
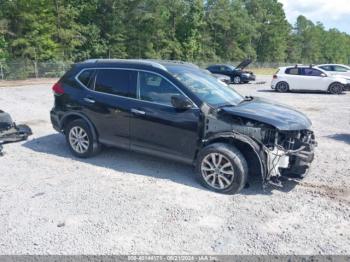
(271, 64, 350, 94)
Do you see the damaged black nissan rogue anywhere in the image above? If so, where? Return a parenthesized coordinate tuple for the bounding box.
(50, 59, 317, 194)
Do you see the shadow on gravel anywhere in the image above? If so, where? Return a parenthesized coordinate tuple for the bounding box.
(243, 175, 299, 195)
(23, 133, 300, 195)
(326, 133, 350, 145)
(23, 133, 203, 190)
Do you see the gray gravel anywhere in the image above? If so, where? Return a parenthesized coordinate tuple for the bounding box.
(0, 76, 349, 254)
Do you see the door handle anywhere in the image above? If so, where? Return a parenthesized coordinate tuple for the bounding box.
(131, 108, 146, 115)
(84, 97, 95, 103)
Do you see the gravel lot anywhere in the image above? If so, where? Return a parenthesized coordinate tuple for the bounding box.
(0, 75, 349, 255)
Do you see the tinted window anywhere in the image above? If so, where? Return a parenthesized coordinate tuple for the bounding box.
(333, 66, 348, 72)
(94, 69, 136, 98)
(138, 72, 183, 106)
(319, 66, 332, 71)
(219, 66, 230, 72)
(207, 66, 217, 72)
(78, 69, 95, 88)
(301, 68, 322, 76)
(169, 66, 244, 107)
(285, 68, 299, 75)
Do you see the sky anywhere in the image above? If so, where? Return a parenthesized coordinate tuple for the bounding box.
(278, 0, 350, 34)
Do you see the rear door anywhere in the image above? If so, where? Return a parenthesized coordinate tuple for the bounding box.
(129, 71, 201, 162)
(80, 68, 137, 149)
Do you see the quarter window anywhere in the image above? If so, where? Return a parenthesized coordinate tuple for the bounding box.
(285, 68, 299, 75)
(78, 69, 95, 88)
(94, 69, 137, 98)
(138, 71, 183, 106)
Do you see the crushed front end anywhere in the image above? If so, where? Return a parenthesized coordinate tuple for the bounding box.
(261, 128, 317, 187)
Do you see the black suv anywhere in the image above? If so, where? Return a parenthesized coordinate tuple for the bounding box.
(51, 59, 316, 194)
(207, 59, 256, 84)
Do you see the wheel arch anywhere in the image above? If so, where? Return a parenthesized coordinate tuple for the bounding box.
(60, 112, 98, 142)
(276, 81, 290, 91)
(328, 81, 344, 92)
(200, 132, 267, 182)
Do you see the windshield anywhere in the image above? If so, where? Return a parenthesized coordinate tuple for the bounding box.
(168, 66, 244, 107)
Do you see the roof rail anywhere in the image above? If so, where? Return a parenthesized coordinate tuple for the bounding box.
(82, 58, 168, 71)
(150, 59, 199, 68)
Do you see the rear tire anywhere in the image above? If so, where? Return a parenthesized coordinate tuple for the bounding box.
(276, 81, 289, 92)
(328, 82, 344, 94)
(65, 119, 100, 158)
(196, 143, 248, 194)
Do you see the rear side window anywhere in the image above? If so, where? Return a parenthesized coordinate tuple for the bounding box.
(319, 65, 332, 71)
(208, 66, 219, 72)
(301, 68, 322, 76)
(77, 69, 95, 88)
(285, 68, 299, 75)
(94, 69, 137, 98)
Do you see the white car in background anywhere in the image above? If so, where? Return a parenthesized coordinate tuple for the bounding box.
(318, 64, 350, 90)
(318, 64, 350, 77)
(271, 65, 347, 94)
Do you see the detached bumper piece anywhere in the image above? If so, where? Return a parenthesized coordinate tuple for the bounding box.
(0, 110, 32, 156)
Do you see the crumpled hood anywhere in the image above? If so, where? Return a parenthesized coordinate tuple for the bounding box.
(221, 97, 312, 131)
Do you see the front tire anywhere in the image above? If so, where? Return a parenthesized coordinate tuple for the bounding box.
(328, 82, 343, 94)
(65, 119, 98, 158)
(196, 143, 248, 194)
(233, 76, 241, 84)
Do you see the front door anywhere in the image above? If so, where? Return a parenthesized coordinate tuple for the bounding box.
(129, 71, 201, 162)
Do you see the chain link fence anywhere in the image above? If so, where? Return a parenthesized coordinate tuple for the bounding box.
(0, 60, 291, 80)
(0, 61, 72, 80)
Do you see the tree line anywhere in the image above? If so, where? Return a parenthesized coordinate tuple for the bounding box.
(0, 0, 350, 64)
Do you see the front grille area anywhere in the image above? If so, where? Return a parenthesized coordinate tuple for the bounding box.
(262, 129, 315, 151)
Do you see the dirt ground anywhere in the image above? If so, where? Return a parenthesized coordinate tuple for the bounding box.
(0, 75, 349, 255)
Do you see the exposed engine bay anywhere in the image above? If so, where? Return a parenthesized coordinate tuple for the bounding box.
(0, 110, 32, 156)
(204, 109, 317, 188)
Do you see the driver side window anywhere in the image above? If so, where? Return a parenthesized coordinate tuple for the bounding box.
(138, 71, 183, 106)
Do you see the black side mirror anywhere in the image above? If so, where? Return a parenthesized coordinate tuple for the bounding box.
(171, 95, 193, 110)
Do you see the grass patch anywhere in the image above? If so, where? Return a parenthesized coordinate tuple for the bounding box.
(249, 67, 277, 75)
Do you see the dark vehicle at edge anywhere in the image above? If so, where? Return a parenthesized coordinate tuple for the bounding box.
(50, 59, 316, 194)
(207, 59, 256, 84)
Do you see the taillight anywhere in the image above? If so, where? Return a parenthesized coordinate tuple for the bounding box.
(52, 82, 64, 95)
(273, 74, 278, 79)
